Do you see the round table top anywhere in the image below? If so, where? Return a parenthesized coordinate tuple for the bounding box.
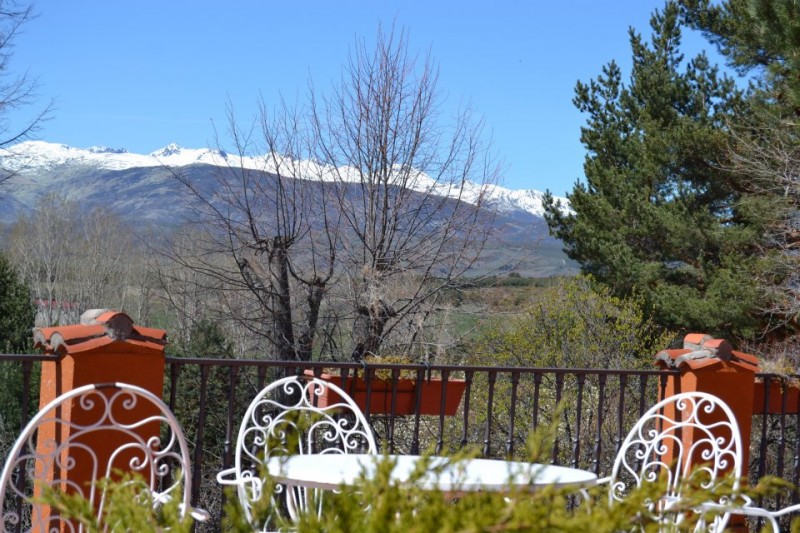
(266, 453, 597, 492)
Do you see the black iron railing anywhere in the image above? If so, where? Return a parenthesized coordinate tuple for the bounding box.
(0, 353, 56, 434)
(1, 354, 799, 529)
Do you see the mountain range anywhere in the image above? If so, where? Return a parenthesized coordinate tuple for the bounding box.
(0, 141, 577, 277)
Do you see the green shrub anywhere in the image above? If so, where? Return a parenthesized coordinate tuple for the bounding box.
(469, 275, 673, 369)
(38, 474, 194, 533)
(0, 252, 35, 354)
(452, 277, 675, 464)
(36, 418, 789, 532)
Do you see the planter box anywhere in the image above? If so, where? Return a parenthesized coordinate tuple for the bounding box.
(304, 370, 466, 416)
(753, 379, 800, 414)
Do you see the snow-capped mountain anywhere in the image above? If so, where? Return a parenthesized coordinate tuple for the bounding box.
(0, 141, 576, 276)
(0, 141, 570, 218)
(1, 141, 231, 173)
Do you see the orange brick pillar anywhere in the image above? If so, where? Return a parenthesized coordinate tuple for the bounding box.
(31, 309, 167, 526)
(656, 333, 760, 531)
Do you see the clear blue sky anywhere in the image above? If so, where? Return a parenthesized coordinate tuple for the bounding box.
(8, 0, 727, 195)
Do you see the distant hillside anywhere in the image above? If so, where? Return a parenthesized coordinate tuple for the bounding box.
(0, 141, 578, 277)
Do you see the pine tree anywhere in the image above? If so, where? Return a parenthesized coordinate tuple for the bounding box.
(545, 1, 764, 339)
(682, 0, 800, 110)
(681, 0, 800, 335)
(0, 252, 36, 442)
(0, 252, 34, 352)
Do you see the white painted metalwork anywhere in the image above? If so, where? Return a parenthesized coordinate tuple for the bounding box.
(0, 382, 203, 532)
(217, 375, 377, 531)
(701, 465, 800, 530)
(266, 454, 597, 492)
(602, 391, 743, 532)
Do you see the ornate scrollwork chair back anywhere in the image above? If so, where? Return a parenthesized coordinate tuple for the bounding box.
(605, 391, 743, 532)
(217, 375, 377, 530)
(0, 382, 198, 532)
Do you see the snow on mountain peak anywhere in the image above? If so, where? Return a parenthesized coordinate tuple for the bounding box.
(484, 186, 572, 217)
(87, 146, 128, 154)
(0, 141, 571, 217)
(150, 143, 183, 157)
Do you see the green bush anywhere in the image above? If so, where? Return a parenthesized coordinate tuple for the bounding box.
(0, 252, 34, 353)
(0, 253, 37, 459)
(45, 469, 779, 532)
(39, 474, 194, 533)
(450, 277, 676, 464)
(37, 419, 789, 532)
(469, 275, 673, 369)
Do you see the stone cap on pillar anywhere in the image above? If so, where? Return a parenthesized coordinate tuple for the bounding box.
(33, 309, 167, 355)
(655, 333, 760, 372)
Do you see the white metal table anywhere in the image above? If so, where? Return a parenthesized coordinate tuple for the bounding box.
(267, 453, 597, 493)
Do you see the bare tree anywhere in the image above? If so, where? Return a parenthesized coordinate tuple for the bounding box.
(156, 226, 270, 358)
(313, 27, 498, 361)
(0, 1, 52, 185)
(168, 26, 500, 362)
(166, 101, 338, 362)
(723, 110, 800, 336)
(8, 194, 74, 325)
(7, 194, 151, 325)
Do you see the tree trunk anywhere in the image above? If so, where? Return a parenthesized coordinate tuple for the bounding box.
(351, 298, 395, 360)
(297, 279, 326, 362)
(269, 241, 296, 361)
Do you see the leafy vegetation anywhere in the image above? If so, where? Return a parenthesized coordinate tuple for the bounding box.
(455, 276, 673, 464)
(469, 276, 671, 369)
(39, 473, 194, 533)
(6, 1, 800, 359)
(543, 0, 800, 343)
(545, 1, 764, 341)
(37, 421, 790, 532)
(679, 0, 800, 337)
(0, 252, 34, 352)
(0, 252, 37, 451)
(7, 3, 800, 530)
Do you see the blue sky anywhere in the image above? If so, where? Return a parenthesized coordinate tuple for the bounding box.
(8, 1, 727, 195)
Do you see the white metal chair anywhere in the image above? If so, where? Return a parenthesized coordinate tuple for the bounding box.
(0, 382, 206, 532)
(700, 472, 800, 531)
(601, 391, 744, 532)
(217, 374, 377, 531)
(708, 499, 800, 532)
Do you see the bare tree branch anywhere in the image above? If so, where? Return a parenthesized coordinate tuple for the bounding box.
(721, 109, 800, 335)
(0, 1, 54, 186)
(166, 25, 500, 363)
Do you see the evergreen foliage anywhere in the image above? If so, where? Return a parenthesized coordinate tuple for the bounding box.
(40, 474, 194, 533)
(682, 0, 800, 109)
(681, 0, 800, 335)
(0, 252, 36, 473)
(0, 252, 34, 353)
(165, 319, 252, 527)
(545, 1, 764, 339)
(173, 318, 235, 359)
